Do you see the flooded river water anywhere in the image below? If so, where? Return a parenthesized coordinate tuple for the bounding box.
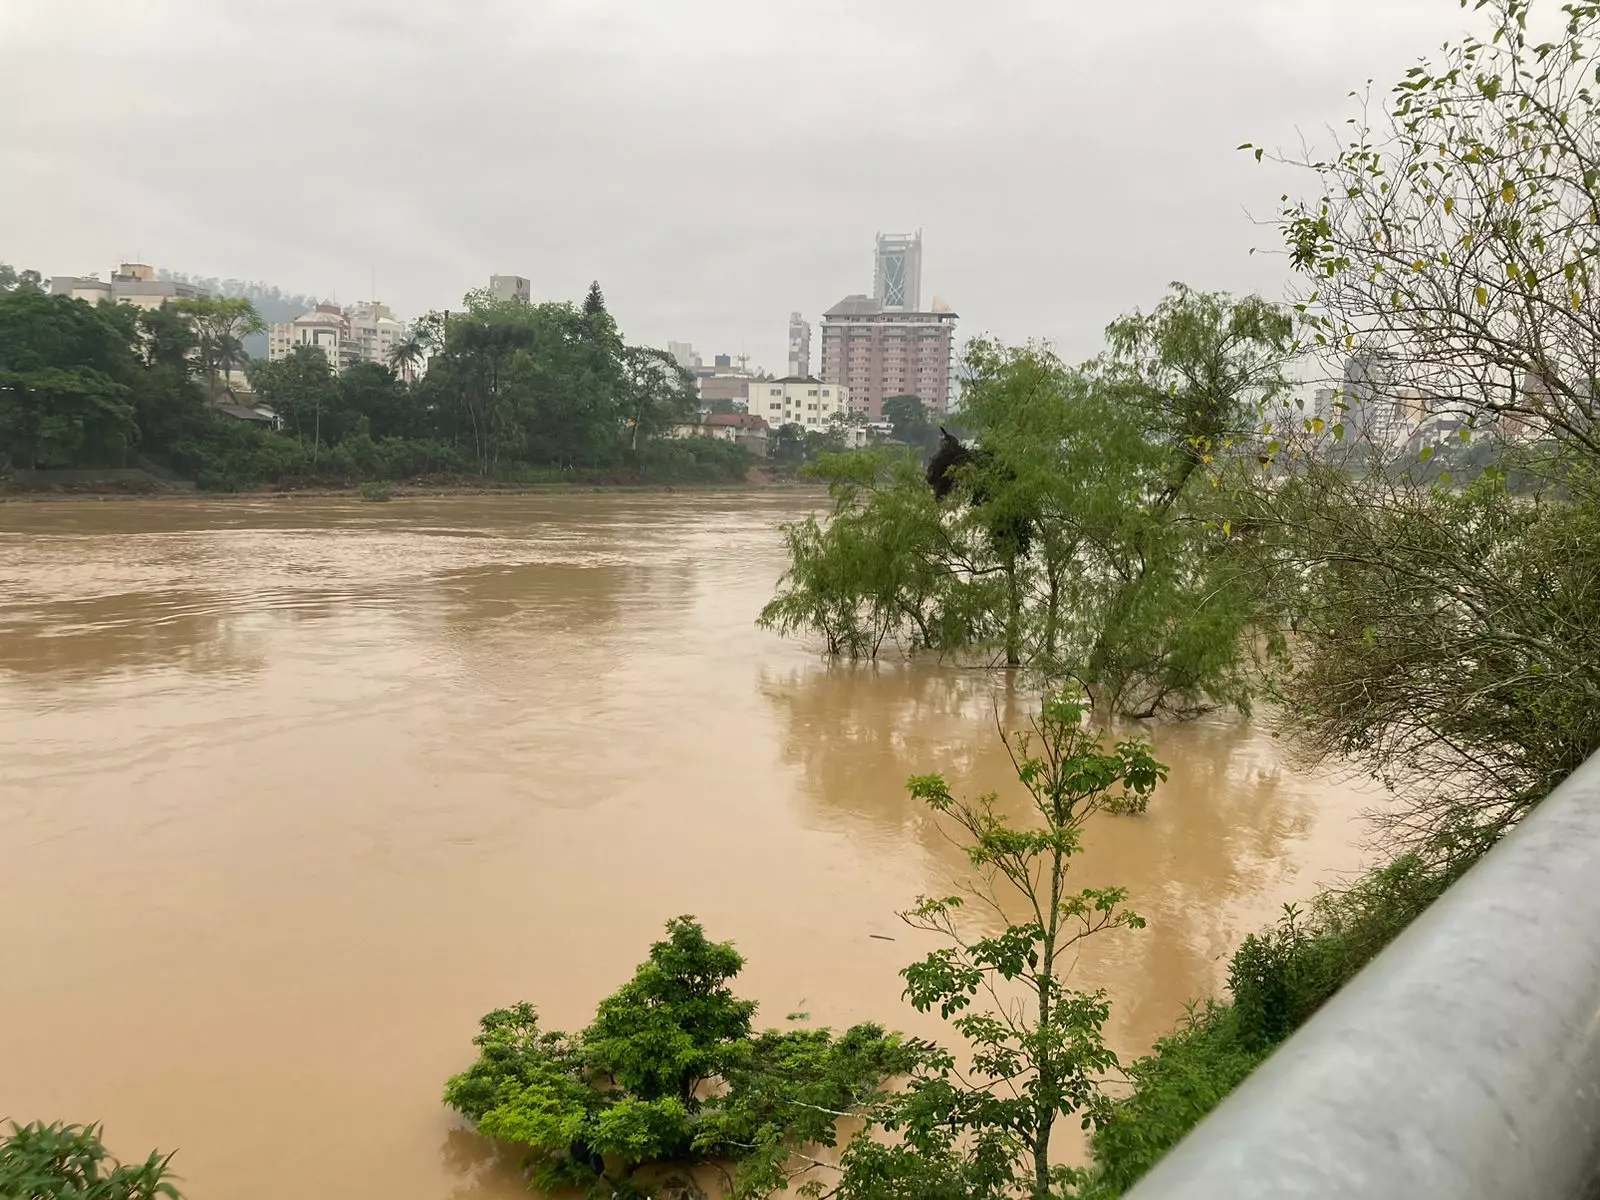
(0, 494, 1370, 1198)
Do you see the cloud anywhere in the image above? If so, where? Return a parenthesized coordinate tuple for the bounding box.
(2, 0, 1474, 369)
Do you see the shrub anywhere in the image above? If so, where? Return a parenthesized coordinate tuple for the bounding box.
(1082, 853, 1464, 1194)
(0, 1122, 180, 1199)
(445, 917, 921, 1196)
(1082, 1005, 1267, 1197)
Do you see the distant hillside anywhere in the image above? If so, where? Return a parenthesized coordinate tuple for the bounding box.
(157, 270, 328, 360)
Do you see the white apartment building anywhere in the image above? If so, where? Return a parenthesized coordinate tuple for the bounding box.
(347, 301, 406, 367)
(749, 377, 849, 431)
(268, 302, 408, 372)
(269, 305, 353, 369)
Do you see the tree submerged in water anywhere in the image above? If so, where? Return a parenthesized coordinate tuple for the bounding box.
(834, 693, 1165, 1200)
(444, 917, 924, 1198)
(758, 286, 1291, 718)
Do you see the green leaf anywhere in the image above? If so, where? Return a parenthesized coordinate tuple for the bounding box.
(1332, 422, 1346, 441)
(1419, 445, 1434, 460)
(1475, 285, 1489, 306)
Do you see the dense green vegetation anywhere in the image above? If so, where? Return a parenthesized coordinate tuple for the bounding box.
(444, 917, 921, 1198)
(7, 1, 1597, 1195)
(0, 278, 753, 490)
(753, 1, 1600, 1195)
(0, 1122, 180, 1199)
(761, 286, 1292, 714)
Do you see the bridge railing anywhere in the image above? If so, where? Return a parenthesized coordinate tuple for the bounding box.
(1123, 751, 1600, 1200)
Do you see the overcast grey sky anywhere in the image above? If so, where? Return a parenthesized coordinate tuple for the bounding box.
(3, 1, 1477, 372)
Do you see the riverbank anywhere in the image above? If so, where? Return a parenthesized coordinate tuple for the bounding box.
(0, 474, 827, 502)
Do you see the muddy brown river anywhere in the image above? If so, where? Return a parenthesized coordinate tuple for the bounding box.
(0, 495, 1370, 1198)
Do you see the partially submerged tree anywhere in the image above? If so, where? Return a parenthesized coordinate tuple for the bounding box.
(445, 917, 921, 1198)
(834, 694, 1166, 1200)
(759, 287, 1291, 718)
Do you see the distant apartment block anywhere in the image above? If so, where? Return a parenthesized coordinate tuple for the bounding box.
(347, 301, 406, 367)
(874, 231, 922, 311)
(269, 305, 355, 370)
(820, 294, 957, 420)
(489, 274, 531, 303)
(697, 353, 763, 409)
(787, 313, 811, 378)
(668, 341, 703, 372)
(50, 262, 206, 310)
(749, 377, 849, 432)
(268, 301, 408, 372)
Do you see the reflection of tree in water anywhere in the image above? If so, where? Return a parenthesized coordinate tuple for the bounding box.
(758, 660, 1025, 843)
(759, 661, 1335, 1051)
(438, 1126, 535, 1200)
(0, 590, 266, 683)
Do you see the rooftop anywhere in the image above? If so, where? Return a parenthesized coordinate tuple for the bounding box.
(823, 294, 959, 320)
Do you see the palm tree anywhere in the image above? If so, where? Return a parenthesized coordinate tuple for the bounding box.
(216, 333, 250, 400)
(388, 335, 425, 384)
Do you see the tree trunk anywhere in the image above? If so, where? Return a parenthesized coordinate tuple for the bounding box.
(1031, 842, 1066, 1200)
(1004, 554, 1022, 668)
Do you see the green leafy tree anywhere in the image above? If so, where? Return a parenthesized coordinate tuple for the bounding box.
(835, 695, 1165, 1200)
(445, 917, 921, 1198)
(760, 451, 961, 657)
(773, 421, 807, 464)
(882, 394, 937, 458)
(0, 1122, 180, 1199)
(172, 296, 265, 398)
(246, 346, 339, 451)
(1247, 0, 1600, 460)
(621, 344, 698, 449)
(0, 289, 140, 469)
(1232, 0, 1600, 858)
(761, 290, 1288, 716)
(583, 280, 608, 317)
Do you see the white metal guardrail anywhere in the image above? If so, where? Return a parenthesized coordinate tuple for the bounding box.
(1124, 751, 1600, 1200)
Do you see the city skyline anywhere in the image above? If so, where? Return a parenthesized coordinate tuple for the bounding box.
(4, 1, 1477, 379)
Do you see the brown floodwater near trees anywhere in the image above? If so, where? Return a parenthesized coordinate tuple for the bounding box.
(0, 494, 1371, 1198)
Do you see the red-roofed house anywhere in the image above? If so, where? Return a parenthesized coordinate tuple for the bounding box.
(668, 411, 771, 456)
